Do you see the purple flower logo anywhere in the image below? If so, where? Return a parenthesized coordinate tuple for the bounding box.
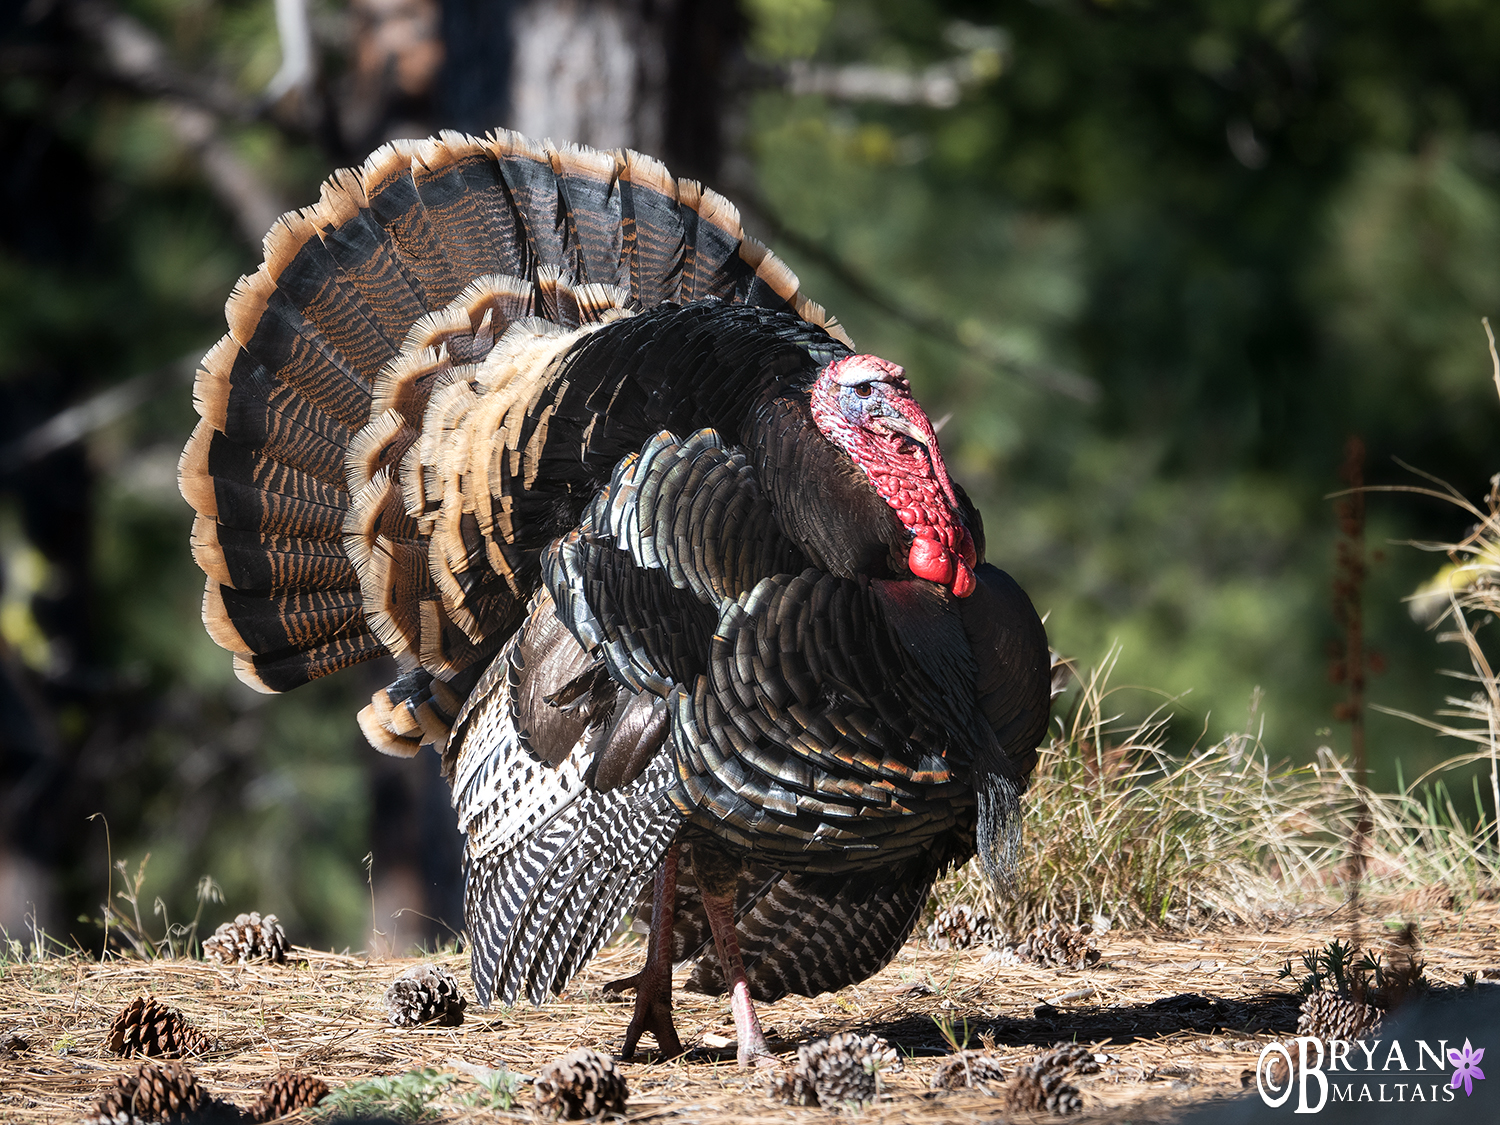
(1449, 1039, 1486, 1097)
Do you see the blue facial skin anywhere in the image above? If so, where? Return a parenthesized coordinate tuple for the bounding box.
(837, 380, 925, 453)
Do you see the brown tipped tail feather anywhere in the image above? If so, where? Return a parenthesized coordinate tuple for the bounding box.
(179, 130, 846, 757)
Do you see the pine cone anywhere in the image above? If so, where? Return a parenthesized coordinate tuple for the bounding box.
(925, 904, 997, 951)
(1297, 992, 1383, 1042)
(247, 1070, 329, 1122)
(1000, 923, 1100, 969)
(930, 1050, 1007, 1091)
(771, 1032, 903, 1107)
(1032, 1042, 1101, 1076)
(534, 1048, 628, 1119)
(203, 912, 288, 965)
(1004, 1060, 1082, 1116)
(381, 963, 467, 1027)
(999, 1044, 1092, 1116)
(106, 997, 217, 1058)
(92, 1060, 208, 1123)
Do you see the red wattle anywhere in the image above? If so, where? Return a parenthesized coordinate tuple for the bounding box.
(908, 536, 954, 585)
(952, 562, 975, 598)
(957, 527, 976, 569)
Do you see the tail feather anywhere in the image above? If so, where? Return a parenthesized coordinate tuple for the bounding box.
(487, 132, 567, 277)
(412, 133, 529, 285)
(183, 129, 848, 746)
(617, 151, 685, 308)
(202, 446, 347, 539)
(359, 666, 476, 759)
(225, 268, 372, 431)
(195, 521, 356, 593)
(313, 168, 430, 344)
(361, 141, 465, 308)
(261, 212, 398, 377)
(549, 142, 628, 290)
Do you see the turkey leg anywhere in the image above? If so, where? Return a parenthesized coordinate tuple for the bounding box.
(701, 884, 774, 1068)
(607, 843, 683, 1059)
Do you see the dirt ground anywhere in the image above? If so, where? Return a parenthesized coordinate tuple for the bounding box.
(4, 898, 1500, 1123)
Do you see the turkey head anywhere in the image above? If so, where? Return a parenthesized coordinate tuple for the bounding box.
(808, 353, 978, 597)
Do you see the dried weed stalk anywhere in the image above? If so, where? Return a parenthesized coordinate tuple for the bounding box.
(1368, 318, 1500, 876)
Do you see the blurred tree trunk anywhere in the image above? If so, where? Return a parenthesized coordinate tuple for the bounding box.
(441, 0, 739, 177)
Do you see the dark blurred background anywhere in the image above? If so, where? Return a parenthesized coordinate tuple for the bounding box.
(1, 0, 1498, 954)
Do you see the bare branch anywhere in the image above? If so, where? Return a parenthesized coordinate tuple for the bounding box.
(62, 0, 286, 246)
(0, 354, 198, 473)
(163, 101, 284, 244)
(1484, 316, 1500, 403)
(787, 60, 966, 109)
(64, 0, 256, 120)
(783, 23, 1009, 108)
(265, 0, 316, 106)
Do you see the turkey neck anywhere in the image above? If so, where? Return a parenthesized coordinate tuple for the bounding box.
(749, 394, 911, 579)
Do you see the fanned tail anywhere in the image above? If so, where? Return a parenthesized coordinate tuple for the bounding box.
(180, 129, 848, 756)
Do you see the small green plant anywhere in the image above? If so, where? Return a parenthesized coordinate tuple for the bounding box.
(1275, 938, 1423, 1003)
(317, 1069, 455, 1122)
(1278, 939, 1360, 996)
(459, 1067, 524, 1111)
(1277, 949, 1321, 996)
(932, 1010, 972, 1053)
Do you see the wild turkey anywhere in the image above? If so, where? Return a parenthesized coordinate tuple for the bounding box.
(178, 130, 1051, 1065)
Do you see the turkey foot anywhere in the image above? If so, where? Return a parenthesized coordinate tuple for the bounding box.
(702, 883, 775, 1068)
(609, 844, 683, 1060)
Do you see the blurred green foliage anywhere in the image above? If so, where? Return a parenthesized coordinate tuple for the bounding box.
(0, 0, 374, 951)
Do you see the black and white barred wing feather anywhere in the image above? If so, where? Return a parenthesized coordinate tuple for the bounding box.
(449, 591, 679, 1007)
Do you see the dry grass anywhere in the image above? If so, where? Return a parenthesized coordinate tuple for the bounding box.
(935, 651, 1344, 935)
(1353, 319, 1500, 899)
(931, 642, 1500, 938)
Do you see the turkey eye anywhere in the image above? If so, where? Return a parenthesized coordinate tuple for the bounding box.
(854, 384, 873, 398)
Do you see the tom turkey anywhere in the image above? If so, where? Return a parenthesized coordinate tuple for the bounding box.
(179, 130, 1051, 1065)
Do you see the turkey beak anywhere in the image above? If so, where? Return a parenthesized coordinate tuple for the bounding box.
(975, 772, 1022, 897)
(876, 416, 931, 448)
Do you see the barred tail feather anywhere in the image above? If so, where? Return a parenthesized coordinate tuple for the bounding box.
(183, 128, 846, 729)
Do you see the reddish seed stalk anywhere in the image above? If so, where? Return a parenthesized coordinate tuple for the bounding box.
(1332, 436, 1371, 935)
